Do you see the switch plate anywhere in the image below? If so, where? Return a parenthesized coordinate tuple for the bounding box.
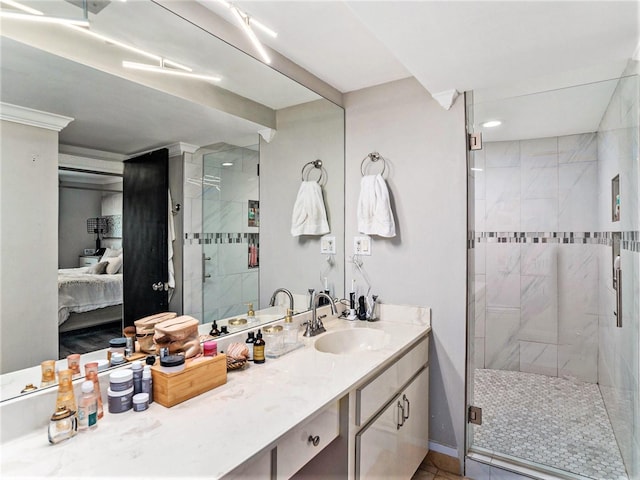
(320, 235, 336, 254)
(353, 236, 371, 256)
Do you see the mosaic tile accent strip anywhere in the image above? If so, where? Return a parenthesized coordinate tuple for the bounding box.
(473, 231, 640, 251)
(184, 232, 259, 245)
(473, 369, 628, 480)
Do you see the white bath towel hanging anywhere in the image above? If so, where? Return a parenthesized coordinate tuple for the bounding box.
(291, 181, 330, 236)
(357, 174, 396, 237)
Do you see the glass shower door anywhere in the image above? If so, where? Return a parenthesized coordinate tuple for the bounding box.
(466, 70, 639, 480)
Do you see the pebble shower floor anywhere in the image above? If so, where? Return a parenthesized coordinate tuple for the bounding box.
(473, 369, 628, 480)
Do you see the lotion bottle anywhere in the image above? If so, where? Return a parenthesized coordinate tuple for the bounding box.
(77, 381, 98, 431)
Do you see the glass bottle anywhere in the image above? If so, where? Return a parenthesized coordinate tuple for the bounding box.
(84, 362, 103, 419)
(40, 360, 56, 388)
(253, 329, 265, 364)
(48, 406, 77, 444)
(56, 369, 77, 414)
(245, 331, 255, 361)
(209, 320, 220, 337)
(77, 381, 98, 431)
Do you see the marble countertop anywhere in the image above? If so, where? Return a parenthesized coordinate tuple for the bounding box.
(1, 306, 430, 479)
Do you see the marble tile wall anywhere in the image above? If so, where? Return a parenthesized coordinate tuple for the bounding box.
(596, 70, 639, 479)
(475, 133, 600, 382)
(182, 146, 260, 324)
(201, 146, 260, 322)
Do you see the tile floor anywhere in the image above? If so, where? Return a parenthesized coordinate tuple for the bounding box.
(411, 458, 469, 480)
(472, 369, 628, 480)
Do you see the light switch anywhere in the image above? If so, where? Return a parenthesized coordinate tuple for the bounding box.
(353, 236, 371, 256)
(320, 235, 336, 254)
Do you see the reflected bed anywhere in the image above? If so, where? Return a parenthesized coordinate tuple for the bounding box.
(58, 267, 123, 332)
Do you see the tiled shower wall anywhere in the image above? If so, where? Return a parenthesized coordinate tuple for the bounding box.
(596, 70, 639, 478)
(201, 146, 259, 322)
(182, 145, 260, 323)
(474, 133, 601, 382)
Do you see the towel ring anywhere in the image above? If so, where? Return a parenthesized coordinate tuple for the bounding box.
(361, 152, 386, 177)
(301, 159, 324, 183)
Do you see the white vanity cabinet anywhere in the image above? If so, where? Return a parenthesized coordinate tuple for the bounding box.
(354, 336, 429, 480)
(276, 400, 340, 479)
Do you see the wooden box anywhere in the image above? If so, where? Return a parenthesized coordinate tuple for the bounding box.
(151, 354, 227, 407)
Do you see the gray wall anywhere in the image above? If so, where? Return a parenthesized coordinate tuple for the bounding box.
(1, 120, 59, 373)
(260, 99, 345, 306)
(58, 186, 103, 268)
(344, 77, 468, 462)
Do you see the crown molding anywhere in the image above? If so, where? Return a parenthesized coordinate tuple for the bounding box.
(0, 102, 74, 131)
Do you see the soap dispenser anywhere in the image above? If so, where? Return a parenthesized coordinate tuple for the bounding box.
(247, 303, 256, 324)
(283, 309, 297, 345)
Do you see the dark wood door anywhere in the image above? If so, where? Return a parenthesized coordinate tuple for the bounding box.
(123, 148, 169, 327)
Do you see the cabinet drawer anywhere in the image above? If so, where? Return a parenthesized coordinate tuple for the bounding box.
(276, 401, 339, 479)
(356, 336, 428, 426)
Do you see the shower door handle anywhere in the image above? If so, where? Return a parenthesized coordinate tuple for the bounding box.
(614, 267, 622, 328)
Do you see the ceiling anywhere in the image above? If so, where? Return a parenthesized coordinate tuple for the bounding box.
(203, 0, 639, 140)
(1, 1, 639, 154)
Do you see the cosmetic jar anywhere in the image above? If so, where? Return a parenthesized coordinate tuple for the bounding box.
(228, 318, 247, 332)
(132, 393, 149, 412)
(96, 359, 110, 372)
(110, 352, 126, 367)
(159, 355, 185, 373)
(108, 337, 127, 361)
(203, 340, 217, 357)
(109, 369, 133, 392)
(107, 386, 133, 414)
(263, 325, 284, 355)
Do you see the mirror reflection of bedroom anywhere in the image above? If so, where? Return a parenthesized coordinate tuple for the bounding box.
(58, 168, 124, 358)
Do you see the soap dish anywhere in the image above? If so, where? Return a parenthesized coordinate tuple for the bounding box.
(226, 358, 248, 371)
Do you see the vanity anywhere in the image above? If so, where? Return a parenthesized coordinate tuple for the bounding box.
(0, 303, 430, 479)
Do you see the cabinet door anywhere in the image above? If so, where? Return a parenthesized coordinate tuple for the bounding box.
(356, 367, 429, 480)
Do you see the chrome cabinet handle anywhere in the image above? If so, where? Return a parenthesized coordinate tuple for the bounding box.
(152, 282, 164, 291)
(397, 401, 405, 430)
(308, 435, 320, 447)
(403, 394, 410, 420)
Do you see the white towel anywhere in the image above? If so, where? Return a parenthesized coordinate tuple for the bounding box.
(357, 174, 396, 237)
(291, 181, 330, 236)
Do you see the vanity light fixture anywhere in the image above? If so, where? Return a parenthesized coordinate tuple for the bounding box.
(0, 0, 42, 15)
(122, 61, 221, 83)
(67, 25, 192, 72)
(0, 0, 89, 26)
(213, 0, 277, 64)
(481, 120, 502, 128)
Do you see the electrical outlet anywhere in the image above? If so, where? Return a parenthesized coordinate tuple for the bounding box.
(353, 235, 371, 256)
(320, 235, 336, 254)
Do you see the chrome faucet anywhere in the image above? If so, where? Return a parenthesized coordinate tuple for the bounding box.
(269, 288, 294, 312)
(304, 292, 337, 337)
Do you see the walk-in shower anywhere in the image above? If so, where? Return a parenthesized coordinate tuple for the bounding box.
(466, 66, 639, 480)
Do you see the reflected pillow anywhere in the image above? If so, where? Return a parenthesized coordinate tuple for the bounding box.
(100, 247, 123, 263)
(106, 255, 123, 275)
(86, 261, 108, 274)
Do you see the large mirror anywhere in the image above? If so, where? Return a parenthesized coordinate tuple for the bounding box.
(0, 0, 345, 400)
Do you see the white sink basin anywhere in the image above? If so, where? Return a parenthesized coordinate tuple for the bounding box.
(314, 328, 388, 354)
